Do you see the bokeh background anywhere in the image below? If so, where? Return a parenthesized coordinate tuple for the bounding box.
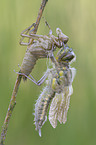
(0, 0, 96, 145)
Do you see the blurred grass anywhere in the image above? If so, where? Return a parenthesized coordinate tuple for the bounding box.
(0, 0, 96, 145)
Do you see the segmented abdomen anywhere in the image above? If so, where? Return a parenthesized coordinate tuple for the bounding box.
(34, 85, 55, 137)
(21, 48, 38, 80)
(21, 44, 48, 80)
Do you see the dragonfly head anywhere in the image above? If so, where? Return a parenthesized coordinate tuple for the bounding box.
(56, 46, 76, 65)
(56, 28, 69, 44)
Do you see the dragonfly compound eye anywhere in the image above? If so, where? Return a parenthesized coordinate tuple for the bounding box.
(56, 46, 76, 64)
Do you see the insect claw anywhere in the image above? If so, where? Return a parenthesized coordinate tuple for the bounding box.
(29, 27, 36, 35)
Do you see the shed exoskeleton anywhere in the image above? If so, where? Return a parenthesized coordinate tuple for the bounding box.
(19, 22, 69, 81)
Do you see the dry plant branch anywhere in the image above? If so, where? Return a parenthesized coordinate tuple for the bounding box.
(0, 0, 48, 144)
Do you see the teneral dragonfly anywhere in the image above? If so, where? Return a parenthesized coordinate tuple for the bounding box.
(34, 45, 76, 136)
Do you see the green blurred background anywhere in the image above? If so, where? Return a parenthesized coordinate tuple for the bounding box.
(0, 0, 96, 145)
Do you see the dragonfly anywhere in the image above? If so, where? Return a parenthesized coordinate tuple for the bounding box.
(34, 45, 76, 136)
(19, 21, 69, 81)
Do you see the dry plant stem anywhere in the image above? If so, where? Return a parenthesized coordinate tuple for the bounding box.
(35, 0, 48, 32)
(29, 0, 48, 44)
(0, 74, 22, 145)
(0, 0, 48, 144)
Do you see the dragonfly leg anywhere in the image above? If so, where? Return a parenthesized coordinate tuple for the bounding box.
(15, 70, 49, 86)
(29, 70, 49, 86)
(53, 39, 61, 48)
(34, 70, 49, 85)
(48, 45, 59, 67)
(20, 23, 36, 37)
(29, 33, 46, 40)
(19, 23, 35, 46)
(29, 18, 53, 39)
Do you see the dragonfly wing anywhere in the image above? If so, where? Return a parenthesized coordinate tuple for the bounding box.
(49, 85, 73, 128)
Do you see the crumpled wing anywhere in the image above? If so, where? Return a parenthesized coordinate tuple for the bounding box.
(49, 85, 73, 128)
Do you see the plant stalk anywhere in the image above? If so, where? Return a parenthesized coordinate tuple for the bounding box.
(0, 0, 48, 144)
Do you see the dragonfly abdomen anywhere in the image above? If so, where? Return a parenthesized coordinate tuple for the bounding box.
(21, 48, 38, 80)
(34, 85, 55, 136)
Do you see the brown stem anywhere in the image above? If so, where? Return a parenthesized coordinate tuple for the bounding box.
(29, 0, 48, 44)
(0, 0, 48, 144)
(0, 74, 22, 145)
(35, 0, 48, 33)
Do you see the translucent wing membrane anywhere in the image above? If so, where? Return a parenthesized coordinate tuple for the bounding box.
(49, 85, 73, 128)
(49, 66, 76, 128)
